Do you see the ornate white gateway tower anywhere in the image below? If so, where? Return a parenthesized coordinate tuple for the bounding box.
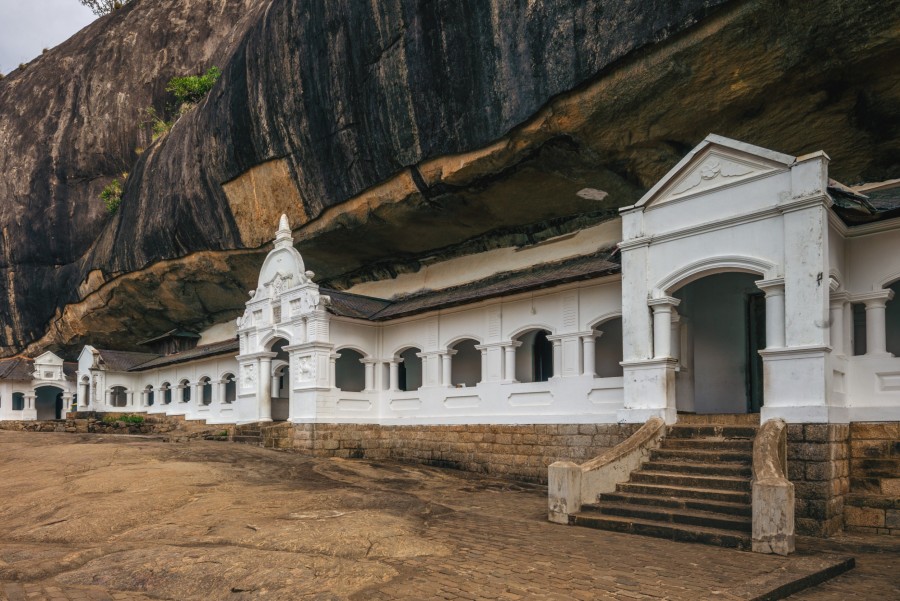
(235, 215, 333, 423)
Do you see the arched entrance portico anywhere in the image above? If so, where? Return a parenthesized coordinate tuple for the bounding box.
(671, 272, 766, 414)
(35, 385, 64, 420)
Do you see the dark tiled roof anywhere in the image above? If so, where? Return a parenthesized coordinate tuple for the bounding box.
(128, 338, 239, 371)
(63, 363, 78, 380)
(323, 249, 621, 321)
(0, 359, 78, 382)
(325, 290, 393, 319)
(0, 358, 33, 381)
(138, 328, 200, 345)
(830, 180, 900, 226)
(96, 349, 162, 371)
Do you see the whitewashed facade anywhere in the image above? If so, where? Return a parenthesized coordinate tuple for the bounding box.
(6, 135, 898, 426)
(0, 352, 76, 420)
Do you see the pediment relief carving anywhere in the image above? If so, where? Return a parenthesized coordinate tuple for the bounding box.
(647, 149, 782, 208)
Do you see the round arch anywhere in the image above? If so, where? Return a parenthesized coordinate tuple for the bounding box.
(588, 312, 623, 330)
(334, 344, 371, 358)
(108, 385, 128, 409)
(34, 384, 65, 419)
(513, 327, 553, 383)
(390, 342, 426, 358)
(220, 373, 237, 404)
(443, 334, 484, 351)
(144, 384, 155, 407)
(507, 324, 556, 341)
(335, 348, 366, 392)
(448, 338, 482, 387)
(177, 379, 191, 403)
(160, 381, 173, 405)
(654, 255, 776, 297)
(260, 331, 293, 351)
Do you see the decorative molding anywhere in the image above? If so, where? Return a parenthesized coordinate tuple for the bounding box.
(654, 255, 776, 295)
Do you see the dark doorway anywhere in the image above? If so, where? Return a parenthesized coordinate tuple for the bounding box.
(55, 393, 63, 420)
(533, 330, 553, 382)
(746, 292, 766, 413)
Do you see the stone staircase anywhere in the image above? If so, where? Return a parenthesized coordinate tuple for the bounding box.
(233, 421, 294, 450)
(233, 423, 263, 446)
(570, 416, 759, 549)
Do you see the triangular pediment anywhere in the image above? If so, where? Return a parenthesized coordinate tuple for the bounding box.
(633, 135, 796, 210)
(34, 350, 63, 366)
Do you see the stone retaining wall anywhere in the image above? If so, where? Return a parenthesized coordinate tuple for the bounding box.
(787, 424, 850, 537)
(843, 422, 900, 535)
(284, 423, 640, 483)
(0, 412, 233, 438)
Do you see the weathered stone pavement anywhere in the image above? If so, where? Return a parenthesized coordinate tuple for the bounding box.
(0, 431, 896, 600)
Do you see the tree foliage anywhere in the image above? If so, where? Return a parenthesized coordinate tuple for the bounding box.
(79, 0, 130, 17)
(100, 176, 125, 213)
(165, 67, 222, 104)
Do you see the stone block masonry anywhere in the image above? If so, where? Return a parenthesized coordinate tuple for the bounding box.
(285, 423, 640, 484)
(787, 424, 850, 537)
(843, 422, 900, 536)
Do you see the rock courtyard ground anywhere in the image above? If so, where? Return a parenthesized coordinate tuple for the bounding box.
(0, 431, 896, 601)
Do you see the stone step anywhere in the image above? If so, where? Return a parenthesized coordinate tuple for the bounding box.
(599, 491, 751, 517)
(569, 511, 751, 550)
(843, 493, 900, 510)
(583, 501, 752, 533)
(666, 425, 758, 440)
(617, 482, 752, 505)
(661, 437, 754, 452)
(630, 470, 751, 492)
(642, 460, 752, 478)
(650, 447, 752, 464)
(233, 435, 262, 445)
(677, 413, 761, 425)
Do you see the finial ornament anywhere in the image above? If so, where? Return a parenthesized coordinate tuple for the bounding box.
(274, 214, 293, 249)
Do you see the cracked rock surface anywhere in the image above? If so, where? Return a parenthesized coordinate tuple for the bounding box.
(1, 0, 899, 360)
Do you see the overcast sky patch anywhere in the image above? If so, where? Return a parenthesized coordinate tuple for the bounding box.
(0, 0, 96, 74)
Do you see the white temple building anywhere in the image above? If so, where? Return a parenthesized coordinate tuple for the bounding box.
(3, 135, 899, 428)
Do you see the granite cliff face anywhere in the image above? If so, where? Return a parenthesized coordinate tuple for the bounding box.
(1, 0, 899, 356)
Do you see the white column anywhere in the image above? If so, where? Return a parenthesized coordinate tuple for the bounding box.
(859, 290, 895, 356)
(582, 332, 598, 377)
(648, 297, 681, 359)
(259, 355, 273, 421)
(105, 390, 113, 408)
(829, 292, 849, 355)
(126, 391, 134, 408)
(363, 360, 376, 392)
(757, 279, 786, 349)
(214, 381, 222, 404)
(63, 393, 73, 413)
(503, 342, 521, 383)
(670, 311, 682, 362)
(550, 338, 562, 379)
(389, 359, 401, 391)
(441, 351, 456, 387)
(78, 381, 88, 409)
(191, 383, 200, 408)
